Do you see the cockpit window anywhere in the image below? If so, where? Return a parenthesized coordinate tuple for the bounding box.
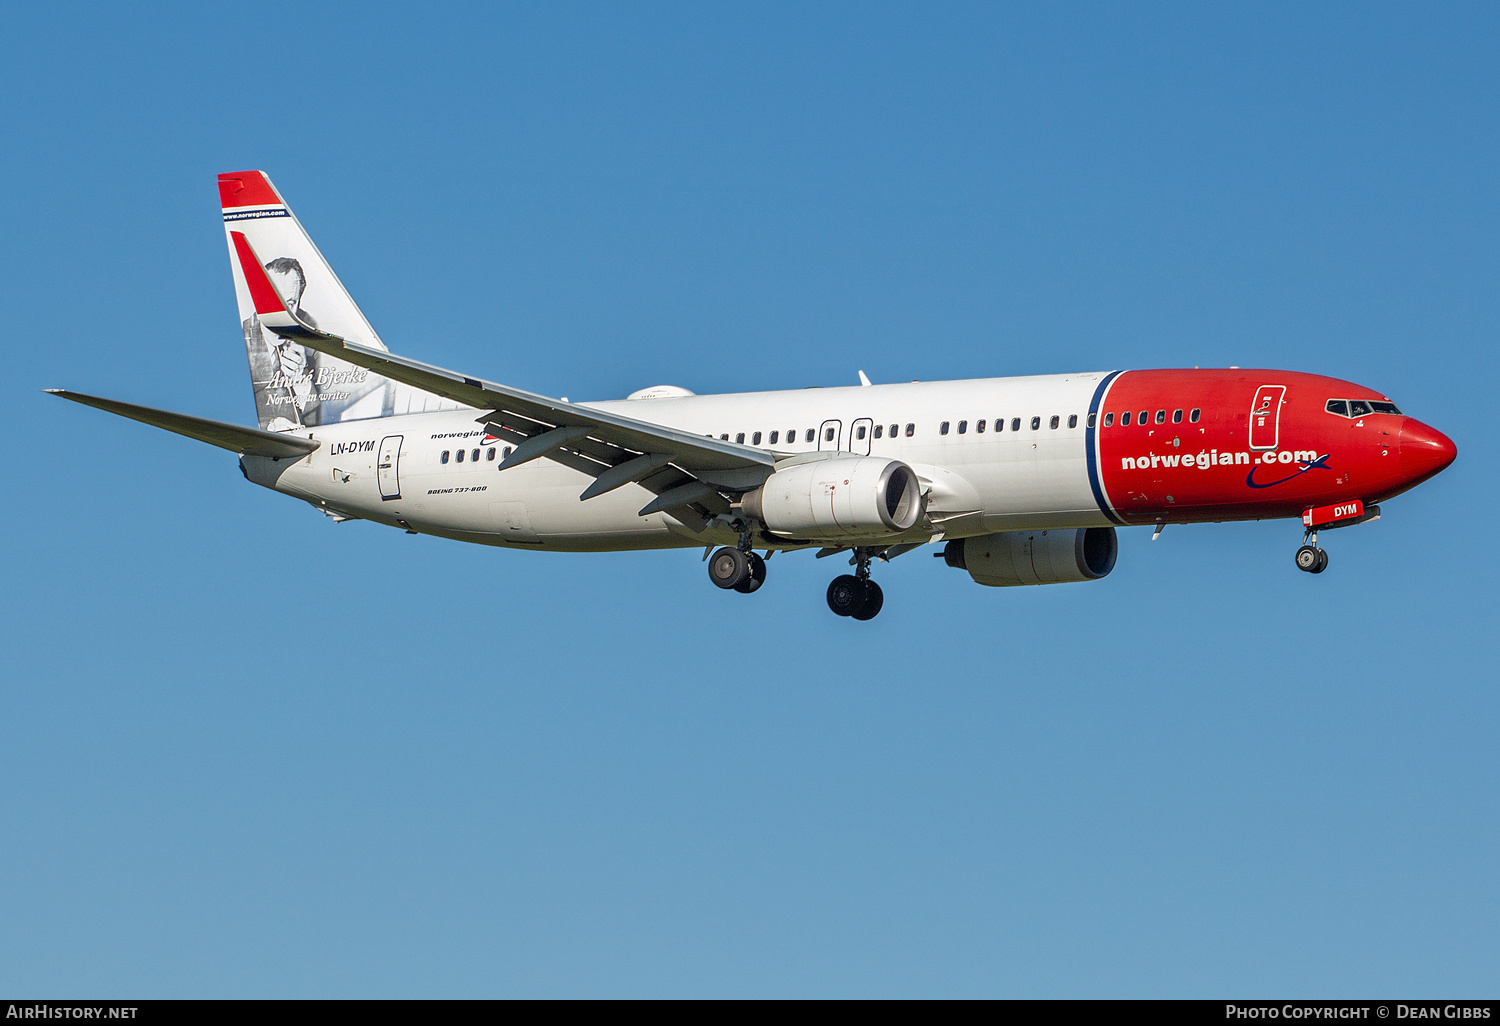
(1326, 398, 1402, 418)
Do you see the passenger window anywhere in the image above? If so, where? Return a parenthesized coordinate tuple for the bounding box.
(1046, 415, 1056, 429)
(825, 427, 835, 442)
(769, 430, 779, 444)
(1139, 410, 1148, 425)
(1370, 401, 1402, 415)
(995, 418, 1004, 432)
(976, 419, 986, 433)
(890, 424, 899, 437)
(855, 425, 866, 440)
(905, 423, 915, 437)
(806, 429, 816, 443)
(471, 449, 479, 462)
(736, 433, 745, 444)
(1349, 400, 1372, 416)
(1104, 412, 1114, 426)
(1189, 408, 1201, 423)
(1031, 417, 1041, 430)
(753, 431, 762, 445)
(1121, 411, 1131, 426)
(873, 424, 883, 439)
(441, 450, 450, 464)
(1010, 418, 1021, 432)
(720, 433, 729, 440)
(487, 448, 496, 461)
(1172, 409, 1183, 423)
(1155, 410, 1166, 424)
(456, 449, 465, 462)
(940, 421, 950, 435)
(503, 447, 512, 457)
(788, 428, 796, 442)
(958, 420, 967, 434)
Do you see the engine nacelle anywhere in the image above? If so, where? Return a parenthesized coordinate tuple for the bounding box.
(943, 527, 1117, 587)
(741, 457, 923, 539)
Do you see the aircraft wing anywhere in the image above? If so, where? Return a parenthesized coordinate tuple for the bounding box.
(230, 231, 775, 526)
(283, 333, 772, 476)
(46, 390, 320, 459)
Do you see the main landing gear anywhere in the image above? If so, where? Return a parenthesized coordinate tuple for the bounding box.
(707, 531, 885, 619)
(708, 545, 766, 593)
(826, 549, 883, 621)
(1295, 530, 1329, 574)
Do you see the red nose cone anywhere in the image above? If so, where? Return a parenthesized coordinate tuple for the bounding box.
(1399, 419, 1457, 479)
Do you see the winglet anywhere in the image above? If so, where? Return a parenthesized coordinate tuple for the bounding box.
(228, 229, 341, 344)
(229, 231, 292, 317)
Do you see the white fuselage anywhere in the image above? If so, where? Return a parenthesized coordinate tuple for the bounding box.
(247, 372, 1117, 550)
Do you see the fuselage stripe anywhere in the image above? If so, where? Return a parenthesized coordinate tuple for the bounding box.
(1086, 370, 1126, 525)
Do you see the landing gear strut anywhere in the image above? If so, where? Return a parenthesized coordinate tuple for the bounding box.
(736, 551, 767, 593)
(827, 548, 884, 620)
(1295, 530, 1328, 574)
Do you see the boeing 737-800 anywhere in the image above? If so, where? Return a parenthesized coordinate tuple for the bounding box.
(49, 171, 1458, 620)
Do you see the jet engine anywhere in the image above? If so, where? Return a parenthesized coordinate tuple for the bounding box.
(942, 527, 1117, 587)
(740, 457, 923, 539)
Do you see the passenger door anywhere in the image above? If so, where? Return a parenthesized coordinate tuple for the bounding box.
(377, 435, 402, 500)
(1249, 386, 1286, 450)
(818, 419, 843, 452)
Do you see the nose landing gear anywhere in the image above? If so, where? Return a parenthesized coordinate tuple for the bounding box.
(826, 548, 884, 620)
(1295, 531, 1328, 574)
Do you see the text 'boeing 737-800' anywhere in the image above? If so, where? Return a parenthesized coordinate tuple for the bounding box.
(49, 171, 1458, 620)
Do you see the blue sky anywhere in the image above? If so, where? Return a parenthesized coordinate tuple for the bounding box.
(2, 2, 1496, 997)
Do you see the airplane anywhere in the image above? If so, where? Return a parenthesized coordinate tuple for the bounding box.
(49, 171, 1458, 620)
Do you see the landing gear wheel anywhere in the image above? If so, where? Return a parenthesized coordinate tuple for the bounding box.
(1312, 548, 1329, 574)
(734, 552, 767, 593)
(827, 574, 866, 616)
(851, 580, 884, 620)
(1295, 545, 1322, 573)
(709, 546, 751, 589)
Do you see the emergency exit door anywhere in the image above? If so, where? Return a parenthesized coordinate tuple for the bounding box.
(1249, 386, 1286, 450)
(851, 417, 873, 456)
(377, 435, 402, 500)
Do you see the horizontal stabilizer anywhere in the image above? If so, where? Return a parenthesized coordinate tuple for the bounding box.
(46, 390, 319, 459)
